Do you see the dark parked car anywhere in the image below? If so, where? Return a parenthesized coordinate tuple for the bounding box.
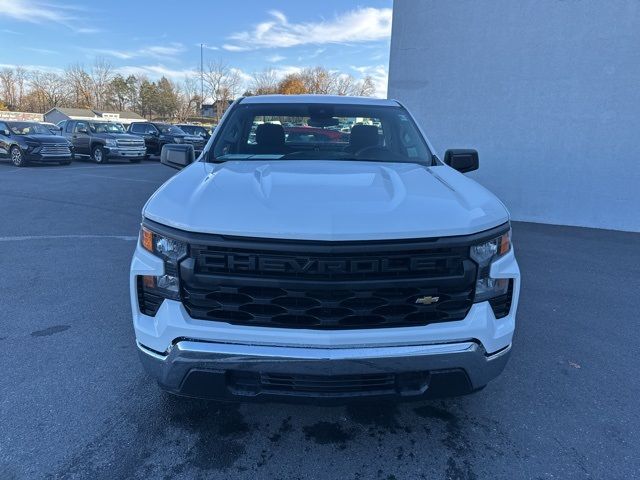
(59, 120, 146, 164)
(0, 121, 72, 167)
(175, 124, 211, 141)
(127, 122, 206, 158)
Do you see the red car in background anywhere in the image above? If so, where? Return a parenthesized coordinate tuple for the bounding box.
(284, 126, 349, 143)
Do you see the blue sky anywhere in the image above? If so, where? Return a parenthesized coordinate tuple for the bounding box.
(0, 0, 392, 96)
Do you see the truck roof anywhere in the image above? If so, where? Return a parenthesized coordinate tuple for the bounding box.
(239, 94, 400, 107)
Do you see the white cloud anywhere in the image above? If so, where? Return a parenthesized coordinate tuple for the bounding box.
(114, 64, 197, 80)
(223, 7, 392, 51)
(0, 63, 64, 74)
(266, 55, 286, 63)
(351, 64, 389, 99)
(0, 0, 97, 32)
(86, 43, 186, 61)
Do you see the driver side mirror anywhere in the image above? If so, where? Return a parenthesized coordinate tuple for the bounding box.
(444, 149, 479, 173)
(161, 144, 195, 170)
(1, 129, 10, 136)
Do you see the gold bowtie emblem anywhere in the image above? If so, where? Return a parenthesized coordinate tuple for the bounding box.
(415, 296, 440, 305)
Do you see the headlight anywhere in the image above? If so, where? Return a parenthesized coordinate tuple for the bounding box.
(471, 229, 511, 304)
(139, 226, 187, 301)
(25, 141, 40, 151)
(105, 139, 117, 147)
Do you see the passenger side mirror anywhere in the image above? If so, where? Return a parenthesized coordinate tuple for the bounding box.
(444, 149, 479, 173)
(161, 144, 195, 170)
(1, 128, 10, 136)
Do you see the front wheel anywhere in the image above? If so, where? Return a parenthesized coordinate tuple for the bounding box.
(10, 146, 28, 167)
(92, 145, 108, 164)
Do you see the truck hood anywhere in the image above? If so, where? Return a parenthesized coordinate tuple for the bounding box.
(22, 135, 69, 144)
(93, 133, 141, 140)
(143, 160, 510, 241)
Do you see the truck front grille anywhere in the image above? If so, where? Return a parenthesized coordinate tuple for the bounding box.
(182, 283, 474, 328)
(178, 235, 479, 329)
(116, 139, 145, 148)
(41, 144, 71, 155)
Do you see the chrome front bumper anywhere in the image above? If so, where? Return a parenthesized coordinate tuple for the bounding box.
(138, 339, 511, 401)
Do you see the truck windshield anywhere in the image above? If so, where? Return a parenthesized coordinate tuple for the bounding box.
(89, 122, 125, 134)
(211, 103, 433, 165)
(8, 122, 50, 135)
(157, 124, 185, 135)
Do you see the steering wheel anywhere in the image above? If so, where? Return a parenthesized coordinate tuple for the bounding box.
(354, 145, 408, 162)
(355, 145, 389, 156)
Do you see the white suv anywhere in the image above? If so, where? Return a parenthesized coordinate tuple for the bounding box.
(130, 95, 520, 402)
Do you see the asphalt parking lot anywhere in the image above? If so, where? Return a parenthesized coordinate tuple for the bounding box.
(0, 160, 639, 480)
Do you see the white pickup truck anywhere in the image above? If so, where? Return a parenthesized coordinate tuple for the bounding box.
(130, 95, 520, 402)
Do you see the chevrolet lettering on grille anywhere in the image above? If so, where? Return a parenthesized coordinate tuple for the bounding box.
(201, 253, 446, 275)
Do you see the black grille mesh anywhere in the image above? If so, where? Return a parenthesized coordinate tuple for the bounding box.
(136, 276, 163, 317)
(488, 280, 514, 318)
(181, 239, 476, 329)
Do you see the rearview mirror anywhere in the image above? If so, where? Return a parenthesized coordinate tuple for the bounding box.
(444, 149, 479, 173)
(161, 144, 195, 170)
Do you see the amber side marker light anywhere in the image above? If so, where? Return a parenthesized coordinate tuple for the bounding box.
(141, 226, 154, 252)
(498, 232, 511, 255)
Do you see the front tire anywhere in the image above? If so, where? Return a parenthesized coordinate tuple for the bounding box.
(92, 145, 108, 164)
(10, 146, 28, 167)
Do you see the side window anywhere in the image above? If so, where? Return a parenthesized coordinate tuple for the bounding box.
(130, 123, 144, 134)
(0, 122, 8, 134)
(74, 122, 87, 133)
(146, 124, 158, 135)
(58, 121, 66, 131)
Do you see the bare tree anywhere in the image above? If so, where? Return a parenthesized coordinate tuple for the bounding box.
(203, 60, 243, 121)
(0, 68, 18, 109)
(335, 74, 356, 96)
(175, 75, 202, 121)
(300, 67, 337, 95)
(90, 58, 113, 110)
(0, 67, 29, 110)
(250, 68, 279, 96)
(29, 71, 70, 112)
(355, 76, 376, 97)
(65, 64, 93, 108)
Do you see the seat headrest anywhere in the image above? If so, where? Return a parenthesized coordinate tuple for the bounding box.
(255, 123, 285, 147)
(349, 124, 379, 150)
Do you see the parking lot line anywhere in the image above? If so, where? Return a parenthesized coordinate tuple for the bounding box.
(0, 163, 162, 175)
(0, 234, 137, 242)
(77, 173, 160, 184)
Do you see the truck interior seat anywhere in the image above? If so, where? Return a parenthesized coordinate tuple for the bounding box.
(345, 124, 379, 153)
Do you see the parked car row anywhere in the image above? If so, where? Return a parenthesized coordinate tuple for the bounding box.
(0, 119, 214, 167)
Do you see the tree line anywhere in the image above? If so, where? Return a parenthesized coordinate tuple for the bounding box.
(0, 59, 376, 122)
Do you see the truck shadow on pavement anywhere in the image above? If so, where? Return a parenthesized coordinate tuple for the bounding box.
(53, 375, 521, 480)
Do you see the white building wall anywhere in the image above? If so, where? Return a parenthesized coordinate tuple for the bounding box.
(388, 0, 640, 232)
